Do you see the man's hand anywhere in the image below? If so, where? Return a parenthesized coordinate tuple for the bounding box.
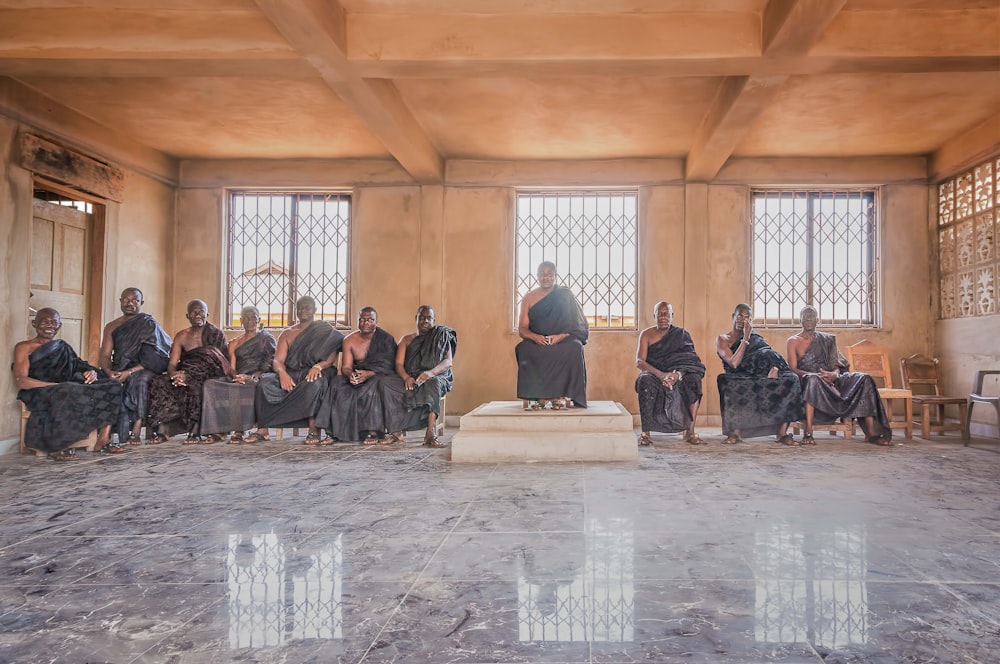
(83, 370, 98, 385)
(349, 370, 369, 386)
(171, 371, 188, 387)
(742, 320, 754, 342)
(233, 373, 251, 385)
(660, 370, 679, 391)
(305, 365, 323, 383)
(415, 371, 431, 387)
(279, 372, 296, 392)
(819, 368, 838, 385)
(404, 376, 416, 391)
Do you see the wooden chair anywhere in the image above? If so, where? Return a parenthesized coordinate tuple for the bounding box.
(967, 370, 1000, 444)
(791, 417, 854, 439)
(900, 354, 969, 440)
(20, 402, 97, 456)
(844, 340, 913, 439)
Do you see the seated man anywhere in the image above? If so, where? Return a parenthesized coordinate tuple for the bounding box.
(384, 305, 457, 448)
(14, 308, 123, 459)
(515, 261, 589, 409)
(787, 305, 892, 446)
(99, 287, 172, 446)
(148, 299, 230, 443)
(256, 296, 344, 444)
(201, 305, 277, 443)
(635, 301, 706, 446)
(317, 307, 398, 444)
(716, 303, 803, 445)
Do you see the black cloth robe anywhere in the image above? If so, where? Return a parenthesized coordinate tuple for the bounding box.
(635, 326, 705, 434)
(201, 330, 277, 435)
(717, 333, 804, 438)
(148, 324, 230, 436)
(515, 286, 589, 407)
(110, 313, 172, 439)
(317, 327, 398, 440)
(384, 325, 458, 433)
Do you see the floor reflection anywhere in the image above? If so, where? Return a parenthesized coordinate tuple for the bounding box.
(517, 517, 634, 642)
(754, 524, 868, 649)
(226, 533, 343, 649)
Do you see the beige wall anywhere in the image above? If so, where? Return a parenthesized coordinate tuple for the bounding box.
(0, 114, 176, 445)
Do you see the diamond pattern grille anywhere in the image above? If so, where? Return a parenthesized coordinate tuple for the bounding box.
(227, 192, 350, 328)
(514, 191, 638, 329)
(752, 190, 877, 326)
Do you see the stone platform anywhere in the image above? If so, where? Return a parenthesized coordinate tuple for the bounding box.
(450, 400, 638, 462)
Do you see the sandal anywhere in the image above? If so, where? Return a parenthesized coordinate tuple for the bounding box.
(377, 435, 396, 445)
(638, 432, 653, 447)
(722, 434, 741, 445)
(303, 432, 322, 446)
(362, 433, 380, 445)
(423, 435, 447, 448)
(228, 432, 243, 444)
(148, 432, 168, 445)
(48, 449, 79, 461)
(778, 434, 799, 446)
(551, 398, 566, 411)
(183, 434, 203, 445)
(243, 430, 269, 443)
(686, 433, 706, 446)
(867, 435, 893, 447)
(202, 434, 222, 444)
(98, 440, 128, 454)
(801, 433, 817, 446)
(125, 433, 142, 446)
(317, 436, 337, 446)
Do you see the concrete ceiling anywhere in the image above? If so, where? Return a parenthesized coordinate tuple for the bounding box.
(0, 0, 997, 183)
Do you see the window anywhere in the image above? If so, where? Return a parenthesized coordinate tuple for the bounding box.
(514, 190, 638, 329)
(937, 157, 998, 318)
(227, 191, 350, 328)
(752, 189, 878, 326)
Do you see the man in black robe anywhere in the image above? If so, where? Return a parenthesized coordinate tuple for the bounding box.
(256, 296, 343, 443)
(14, 308, 123, 459)
(100, 287, 172, 445)
(515, 261, 589, 409)
(383, 305, 457, 448)
(148, 299, 230, 442)
(635, 301, 706, 445)
(716, 303, 803, 444)
(317, 307, 398, 444)
(787, 305, 892, 446)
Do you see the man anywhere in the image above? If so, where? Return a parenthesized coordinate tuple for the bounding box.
(635, 301, 706, 446)
(14, 308, 123, 459)
(716, 303, 803, 445)
(787, 305, 892, 446)
(515, 261, 589, 409)
(147, 299, 230, 443)
(317, 307, 398, 444)
(256, 296, 344, 444)
(384, 305, 457, 448)
(99, 287, 172, 445)
(201, 305, 277, 443)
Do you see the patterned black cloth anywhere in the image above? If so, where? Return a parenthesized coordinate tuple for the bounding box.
(798, 331, 891, 440)
(201, 330, 277, 435)
(635, 326, 705, 434)
(317, 327, 397, 440)
(515, 286, 589, 407)
(148, 324, 230, 436)
(717, 333, 803, 438)
(257, 322, 343, 428)
(110, 313, 172, 440)
(385, 325, 458, 433)
(18, 340, 122, 453)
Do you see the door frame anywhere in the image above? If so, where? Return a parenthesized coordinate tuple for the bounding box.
(31, 176, 108, 364)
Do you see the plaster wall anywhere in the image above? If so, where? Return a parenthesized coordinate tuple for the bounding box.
(936, 317, 1000, 437)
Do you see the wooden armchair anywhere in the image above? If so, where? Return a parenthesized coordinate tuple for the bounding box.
(966, 369, 1000, 444)
(845, 340, 912, 439)
(900, 354, 969, 440)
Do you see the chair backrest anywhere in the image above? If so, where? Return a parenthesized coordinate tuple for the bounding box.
(845, 339, 894, 388)
(900, 353, 942, 396)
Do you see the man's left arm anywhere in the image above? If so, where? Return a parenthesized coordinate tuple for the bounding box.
(416, 349, 453, 387)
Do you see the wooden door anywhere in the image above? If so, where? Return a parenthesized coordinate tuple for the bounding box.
(30, 199, 91, 356)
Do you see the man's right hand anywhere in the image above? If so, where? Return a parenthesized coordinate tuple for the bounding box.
(742, 320, 753, 341)
(279, 372, 296, 391)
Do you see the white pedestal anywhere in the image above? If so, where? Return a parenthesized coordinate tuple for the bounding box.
(451, 400, 638, 462)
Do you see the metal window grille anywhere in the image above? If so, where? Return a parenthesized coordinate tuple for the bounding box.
(752, 190, 878, 326)
(514, 190, 638, 330)
(227, 191, 350, 329)
(936, 156, 998, 319)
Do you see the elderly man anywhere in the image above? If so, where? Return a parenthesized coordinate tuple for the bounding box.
(716, 303, 803, 445)
(383, 305, 457, 448)
(148, 299, 230, 443)
(515, 261, 589, 410)
(256, 296, 344, 445)
(14, 308, 123, 459)
(787, 305, 892, 446)
(99, 287, 172, 446)
(635, 301, 706, 446)
(317, 307, 398, 444)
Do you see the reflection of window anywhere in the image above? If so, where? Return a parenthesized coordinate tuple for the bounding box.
(226, 533, 343, 649)
(227, 191, 350, 329)
(514, 191, 638, 330)
(517, 518, 634, 642)
(752, 190, 878, 326)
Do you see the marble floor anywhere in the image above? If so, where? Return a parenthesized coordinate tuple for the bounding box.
(0, 429, 998, 663)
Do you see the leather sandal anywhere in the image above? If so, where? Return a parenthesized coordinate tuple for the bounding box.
(638, 432, 653, 446)
(778, 434, 799, 446)
(423, 435, 447, 448)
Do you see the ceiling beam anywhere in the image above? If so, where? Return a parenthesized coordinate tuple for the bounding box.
(763, 0, 849, 56)
(0, 58, 317, 79)
(253, 0, 443, 183)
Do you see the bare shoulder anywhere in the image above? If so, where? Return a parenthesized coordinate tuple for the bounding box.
(103, 315, 126, 334)
(13, 338, 35, 358)
(342, 331, 362, 347)
(638, 325, 657, 342)
(399, 332, 417, 346)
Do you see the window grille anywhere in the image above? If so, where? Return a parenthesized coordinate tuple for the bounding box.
(937, 156, 998, 318)
(752, 190, 878, 326)
(227, 191, 350, 329)
(514, 190, 638, 330)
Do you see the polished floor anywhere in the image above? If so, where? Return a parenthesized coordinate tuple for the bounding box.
(0, 428, 998, 663)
